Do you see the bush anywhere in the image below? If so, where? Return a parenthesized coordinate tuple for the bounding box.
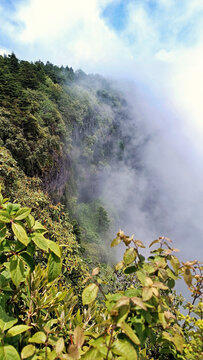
(0, 189, 202, 359)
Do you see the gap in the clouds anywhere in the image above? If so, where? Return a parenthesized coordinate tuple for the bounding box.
(101, 0, 130, 32)
(0, 0, 22, 11)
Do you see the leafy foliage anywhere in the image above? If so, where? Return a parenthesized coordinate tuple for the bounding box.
(0, 189, 202, 359)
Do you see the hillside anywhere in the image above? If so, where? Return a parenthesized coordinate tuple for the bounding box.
(0, 53, 132, 266)
(0, 54, 202, 360)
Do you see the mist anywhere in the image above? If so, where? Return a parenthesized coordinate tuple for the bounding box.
(98, 77, 203, 263)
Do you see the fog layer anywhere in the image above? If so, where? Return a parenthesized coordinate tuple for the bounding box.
(100, 79, 203, 262)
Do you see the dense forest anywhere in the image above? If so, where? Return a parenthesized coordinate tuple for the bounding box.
(0, 54, 202, 359)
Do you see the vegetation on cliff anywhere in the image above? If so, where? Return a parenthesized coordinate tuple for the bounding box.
(0, 190, 202, 359)
(0, 53, 130, 265)
(0, 54, 202, 359)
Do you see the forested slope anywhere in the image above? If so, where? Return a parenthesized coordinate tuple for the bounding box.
(0, 53, 130, 265)
(0, 54, 202, 360)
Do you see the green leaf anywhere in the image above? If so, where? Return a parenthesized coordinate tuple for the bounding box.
(115, 261, 124, 271)
(82, 348, 103, 360)
(111, 237, 121, 247)
(0, 211, 11, 223)
(12, 222, 29, 246)
(29, 331, 46, 344)
(21, 345, 36, 359)
(166, 268, 177, 280)
(26, 214, 35, 229)
(32, 233, 48, 252)
(0, 345, 20, 360)
(33, 221, 47, 232)
(149, 239, 160, 247)
(20, 252, 35, 271)
(0, 306, 17, 331)
(112, 339, 137, 360)
(117, 305, 129, 325)
(82, 283, 99, 305)
(0, 225, 6, 241)
(115, 297, 130, 308)
(184, 268, 192, 287)
(130, 297, 147, 310)
(158, 312, 167, 329)
(55, 338, 64, 355)
(14, 207, 31, 221)
(48, 240, 61, 257)
(7, 325, 31, 337)
(124, 265, 136, 274)
(172, 333, 184, 353)
(120, 322, 140, 345)
(170, 255, 180, 274)
(74, 326, 85, 348)
(142, 287, 153, 301)
(136, 270, 146, 285)
(10, 257, 25, 287)
(48, 252, 62, 282)
(123, 248, 137, 265)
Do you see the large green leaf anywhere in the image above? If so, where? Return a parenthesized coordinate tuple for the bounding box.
(142, 287, 153, 301)
(7, 325, 31, 337)
(48, 252, 62, 282)
(112, 338, 137, 360)
(55, 338, 64, 355)
(14, 208, 31, 221)
(32, 233, 48, 252)
(10, 257, 25, 287)
(120, 322, 140, 345)
(130, 297, 147, 310)
(11, 222, 29, 246)
(28, 331, 46, 344)
(48, 240, 61, 257)
(20, 252, 35, 271)
(0, 306, 17, 331)
(123, 248, 137, 265)
(0, 211, 11, 223)
(82, 283, 99, 305)
(124, 265, 136, 274)
(0, 345, 20, 360)
(82, 347, 103, 360)
(117, 305, 129, 325)
(172, 333, 184, 353)
(21, 345, 36, 359)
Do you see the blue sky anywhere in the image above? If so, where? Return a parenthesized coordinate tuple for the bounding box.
(1, 0, 203, 65)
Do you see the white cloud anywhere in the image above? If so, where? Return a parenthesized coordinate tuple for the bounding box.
(10, 0, 203, 151)
(0, 48, 10, 56)
(13, 0, 131, 71)
(169, 45, 203, 152)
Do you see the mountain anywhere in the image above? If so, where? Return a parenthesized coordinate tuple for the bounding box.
(0, 53, 133, 266)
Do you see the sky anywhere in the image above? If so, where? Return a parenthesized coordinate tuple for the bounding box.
(0, 0, 203, 260)
(0, 0, 203, 147)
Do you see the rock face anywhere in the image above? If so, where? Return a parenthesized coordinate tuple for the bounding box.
(42, 153, 71, 202)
